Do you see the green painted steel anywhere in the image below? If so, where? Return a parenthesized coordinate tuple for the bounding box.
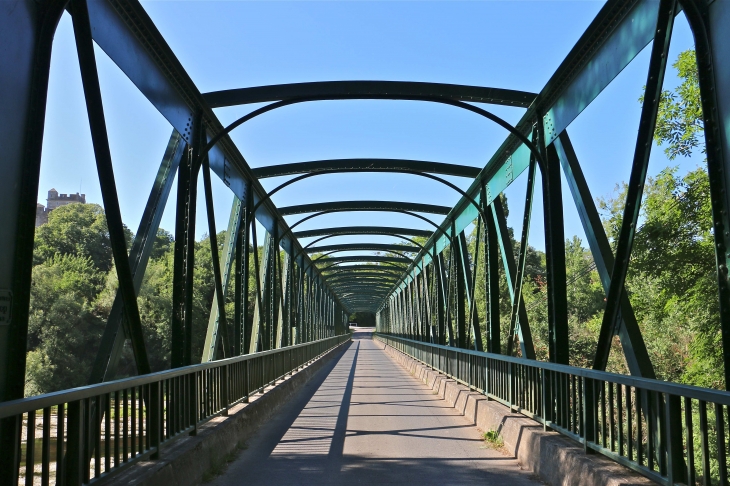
(306, 243, 418, 254)
(322, 264, 405, 274)
(252, 158, 481, 179)
(6, 0, 730, 482)
(202, 198, 242, 362)
(318, 255, 412, 265)
(203, 80, 536, 108)
(294, 226, 432, 239)
(279, 201, 451, 216)
(327, 274, 399, 284)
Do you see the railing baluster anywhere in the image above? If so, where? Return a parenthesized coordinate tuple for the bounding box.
(105, 395, 111, 473)
(716, 402, 728, 485)
(25, 410, 35, 486)
(94, 397, 101, 477)
(617, 384, 623, 457)
(123, 389, 128, 462)
(41, 407, 50, 486)
(57, 403, 65, 482)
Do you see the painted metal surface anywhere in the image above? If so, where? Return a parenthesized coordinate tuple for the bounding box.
(203, 80, 536, 108)
(252, 159, 481, 179)
(279, 201, 451, 216)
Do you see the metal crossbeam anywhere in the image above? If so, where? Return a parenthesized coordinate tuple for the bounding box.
(306, 243, 418, 254)
(295, 226, 432, 239)
(279, 201, 451, 216)
(203, 80, 536, 108)
(252, 159, 481, 179)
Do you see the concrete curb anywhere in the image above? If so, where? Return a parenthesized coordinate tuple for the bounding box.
(106, 340, 352, 486)
(379, 341, 656, 486)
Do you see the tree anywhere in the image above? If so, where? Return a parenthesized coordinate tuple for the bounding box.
(25, 254, 106, 394)
(599, 166, 720, 386)
(34, 203, 131, 272)
(653, 49, 704, 161)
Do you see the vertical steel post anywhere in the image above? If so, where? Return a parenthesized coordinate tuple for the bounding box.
(508, 158, 537, 357)
(679, 0, 730, 390)
(0, 2, 68, 477)
(485, 198, 501, 354)
(235, 185, 252, 355)
(491, 198, 535, 358)
(540, 137, 569, 365)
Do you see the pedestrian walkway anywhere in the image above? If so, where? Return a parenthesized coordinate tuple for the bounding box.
(211, 330, 542, 485)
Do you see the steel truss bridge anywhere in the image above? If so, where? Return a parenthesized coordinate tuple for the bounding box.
(1, 0, 730, 485)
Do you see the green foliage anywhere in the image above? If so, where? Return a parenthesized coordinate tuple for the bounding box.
(600, 166, 721, 386)
(26, 254, 106, 394)
(34, 203, 132, 272)
(349, 312, 375, 327)
(25, 204, 231, 394)
(482, 429, 503, 449)
(650, 49, 704, 160)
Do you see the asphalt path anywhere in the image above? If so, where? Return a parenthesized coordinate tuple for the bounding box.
(211, 329, 542, 485)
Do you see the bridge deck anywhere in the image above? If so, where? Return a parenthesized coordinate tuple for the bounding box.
(211, 330, 541, 485)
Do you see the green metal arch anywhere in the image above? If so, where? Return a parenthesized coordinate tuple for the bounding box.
(252, 159, 480, 179)
(327, 272, 399, 280)
(279, 201, 450, 216)
(294, 226, 432, 239)
(322, 264, 406, 274)
(202, 80, 536, 108)
(330, 282, 394, 290)
(327, 274, 400, 283)
(306, 243, 418, 254)
(318, 256, 411, 266)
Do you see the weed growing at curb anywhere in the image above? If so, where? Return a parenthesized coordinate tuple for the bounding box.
(482, 429, 504, 449)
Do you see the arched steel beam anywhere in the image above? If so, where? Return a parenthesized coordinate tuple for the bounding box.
(261, 168, 485, 225)
(321, 262, 407, 273)
(339, 292, 390, 299)
(203, 81, 536, 109)
(328, 276, 401, 285)
(305, 243, 418, 254)
(307, 248, 413, 279)
(322, 264, 405, 274)
(288, 209, 442, 286)
(331, 283, 398, 292)
(252, 159, 480, 179)
(317, 255, 411, 265)
(333, 287, 392, 295)
(302, 234, 425, 255)
(326, 273, 403, 282)
(283, 210, 446, 259)
(279, 201, 450, 216)
(327, 273, 400, 282)
(328, 273, 399, 281)
(295, 226, 432, 239)
(330, 279, 395, 287)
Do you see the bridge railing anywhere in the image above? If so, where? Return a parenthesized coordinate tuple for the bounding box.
(375, 333, 730, 486)
(0, 334, 350, 485)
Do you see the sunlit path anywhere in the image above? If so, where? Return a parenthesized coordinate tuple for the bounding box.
(210, 329, 540, 485)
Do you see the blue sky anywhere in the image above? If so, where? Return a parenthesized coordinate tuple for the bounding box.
(39, 1, 704, 254)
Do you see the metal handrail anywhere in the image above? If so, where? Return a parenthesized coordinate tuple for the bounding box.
(375, 334, 730, 406)
(0, 336, 347, 420)
(375, 333, 730, 486)
(2, 334, 351, 485)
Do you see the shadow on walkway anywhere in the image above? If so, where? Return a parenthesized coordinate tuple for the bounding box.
(210, 330, 541, 486)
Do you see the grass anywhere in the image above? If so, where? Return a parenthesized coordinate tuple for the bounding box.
(482, 429, 504, 450)
(202, 441, 248, 483)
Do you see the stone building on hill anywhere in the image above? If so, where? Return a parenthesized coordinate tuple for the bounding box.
(35, 188, 86, 226)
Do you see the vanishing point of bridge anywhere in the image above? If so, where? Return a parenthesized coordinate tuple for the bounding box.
(1, 0, 730, 485)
